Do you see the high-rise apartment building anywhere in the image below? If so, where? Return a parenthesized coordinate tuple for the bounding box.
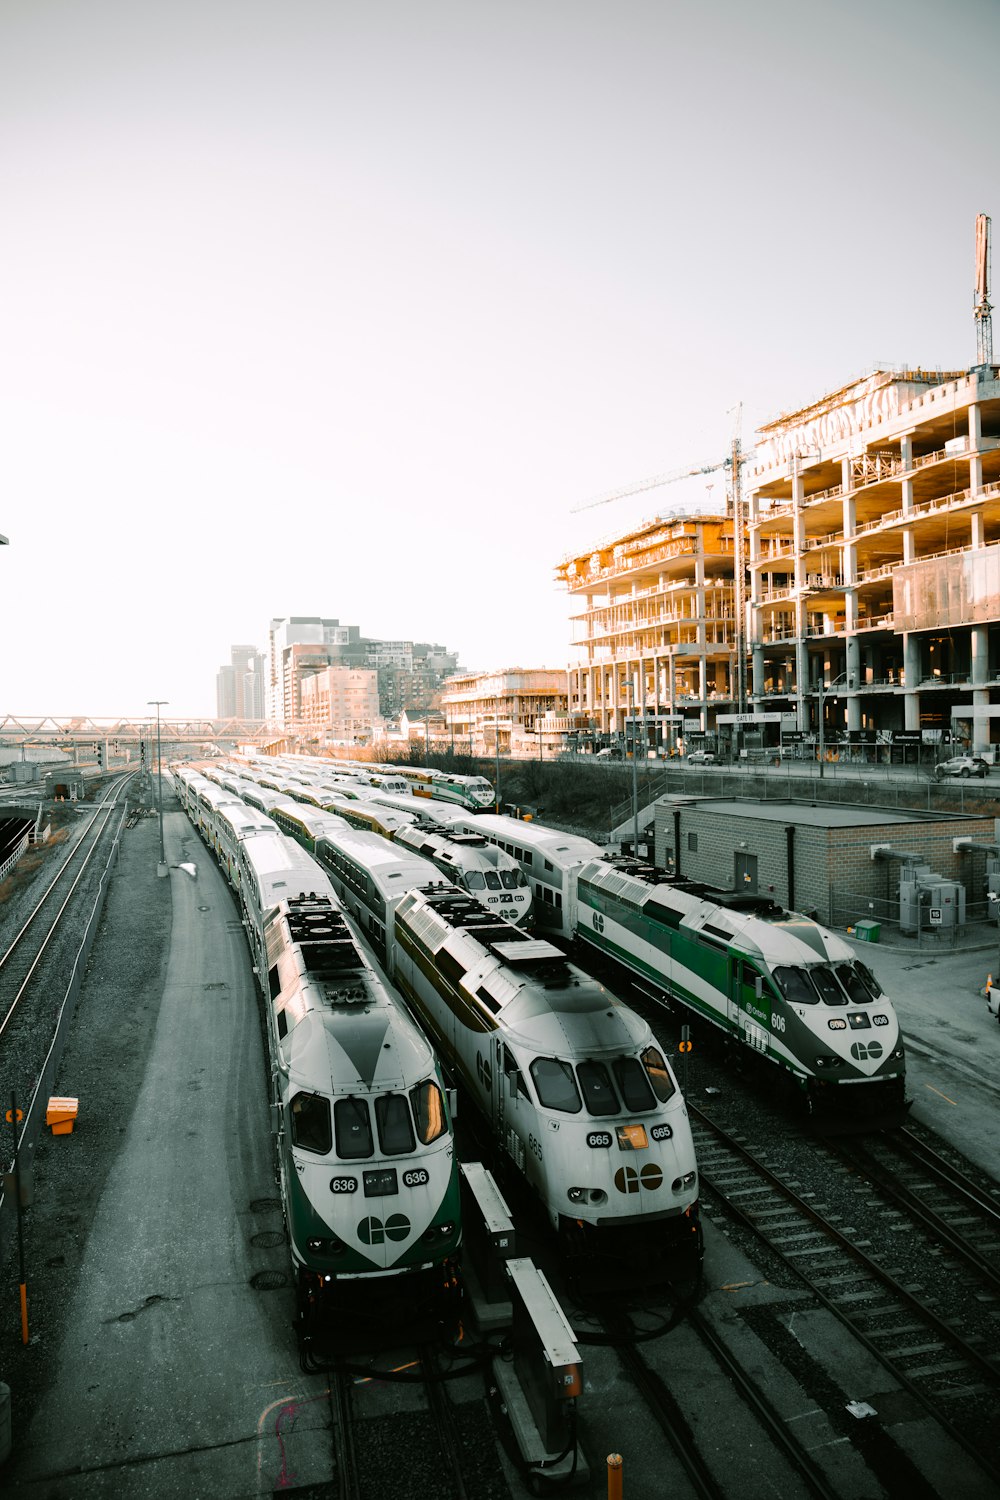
(216, 644, 266, 720)
(269, 617, 460, 727)
(299, 666, 380, 743)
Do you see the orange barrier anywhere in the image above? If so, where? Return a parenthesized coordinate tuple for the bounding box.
(45, 1097, 79, 1135)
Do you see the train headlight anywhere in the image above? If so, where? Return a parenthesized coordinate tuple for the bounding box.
(671, 1171, 697, 1192)
(814, 1055, 845, 1069)
(421, 1221, 456, 1242)
(306, 1236, 343, 1255)
(567, 1187, 585, 1203)
(892, 1046, 904, 1059)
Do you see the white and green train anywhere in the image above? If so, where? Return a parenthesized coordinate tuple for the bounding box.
(571, 860, 907, 1121)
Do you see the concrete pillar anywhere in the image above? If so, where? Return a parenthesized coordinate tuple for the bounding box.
(973, 691, 990, 755)
(698, 656, 707, 700)
(792, 466, 806, 590)
(970, 403, 983, 496)
(972, 511, 985, 549)
(902, 525, 915, 565)
(753, 644, 765, 698)
(971, 624, 989, 686)
(795, 635, 811, 731)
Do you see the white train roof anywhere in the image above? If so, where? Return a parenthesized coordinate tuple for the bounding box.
(241, 832, 338, 909)
(577, 860, 855, 967)
(458, 816, 604, 868)
(317, 826, 442, 897)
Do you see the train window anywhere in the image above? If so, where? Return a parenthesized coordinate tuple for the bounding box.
(334, 1097, 374, 1159)
(484, 871, 502, 890)
(501, 871, 519, 890)
(516, 870, 528, 887)
(291, 1092, 332, 1155)
(576, 1061, 619, 1116)
(854, 961, 883, 1001)
(410, 1081, 447, 1144)
(544, 860, 554, 871)
(465, 870, 486, 890)
(811, 966, 848, 1006)
(641, 1047, 676, 1103)
(376, 1094, 416, 1155)
(773, 966, 819, 1005)
(835, 964, 872, 1005)
(530, 1058, 582, 1113)
(613, 1057, 656, 1112)
(523, 852, 532, 866)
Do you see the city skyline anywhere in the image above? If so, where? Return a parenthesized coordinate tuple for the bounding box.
(2, 0, 998, 716)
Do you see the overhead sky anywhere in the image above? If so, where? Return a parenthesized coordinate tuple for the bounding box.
(2, 0, 998, 719)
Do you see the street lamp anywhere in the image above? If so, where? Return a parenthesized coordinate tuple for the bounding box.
(494, 711, 501, 812)
(624, 680, 640, 857)
(148, 700, 167, 874)
(818, 672, 852, 779)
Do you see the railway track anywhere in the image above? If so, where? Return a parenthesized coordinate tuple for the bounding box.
(0, 777, 131, 1122)
(325, 1342, 495, 1500)
(690, 1105, 1000, 1488)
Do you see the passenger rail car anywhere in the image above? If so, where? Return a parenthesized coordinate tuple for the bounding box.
(177, 775, 462, 1338)
(255, 892, 461, 1339)
(316, 794, 419, 841)
(450, 815, 603, 937)
(394, 825, 533, 926)
(314, 828, 443, 962)
(268, 801, 352, 853)
(571, 860, 908, 1122)
(391, 885, 700, 1267)
(390, 767, 495, 810)
(368, 791, 466, 828)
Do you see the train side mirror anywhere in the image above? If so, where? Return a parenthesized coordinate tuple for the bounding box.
(754, 976, 764, 1000)
(446, 1087, 459, 1121)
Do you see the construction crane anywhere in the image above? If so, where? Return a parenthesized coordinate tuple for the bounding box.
(975, 212, 994, 367)
(570, 407, 750, 713)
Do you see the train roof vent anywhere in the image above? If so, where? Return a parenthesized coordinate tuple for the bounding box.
(488, 938, 566, 966)
(321, 976, 371, 1005)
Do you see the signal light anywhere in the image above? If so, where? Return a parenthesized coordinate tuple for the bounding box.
(96, 744, 103, 767)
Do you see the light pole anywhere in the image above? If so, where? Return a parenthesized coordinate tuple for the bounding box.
(818, 671, 851, 780)
(494, 711, 501, 812)
(625, 680, 640, 857)
(148, 700, 167, 874)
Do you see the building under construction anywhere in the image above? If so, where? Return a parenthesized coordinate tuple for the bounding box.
(558, 218, 1000, 757)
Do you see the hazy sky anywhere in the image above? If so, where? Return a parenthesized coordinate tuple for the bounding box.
(2, 0, 998, 718)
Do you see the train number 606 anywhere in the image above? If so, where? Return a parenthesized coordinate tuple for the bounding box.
(770, 1012, 786, 1033)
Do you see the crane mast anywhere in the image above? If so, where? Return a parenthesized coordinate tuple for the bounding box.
(975, 213, 994, 366)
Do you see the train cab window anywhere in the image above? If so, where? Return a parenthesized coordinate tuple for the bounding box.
(835, 964, 873, 1005)
(530, 1057, 582, 1113)
(810, 966, 848, 1006)
(334, 1097, 374, 1159)
(613, 1057, 656, 1112)
(503, 1045, 529, 1099)
(484, 871, 502, 890)
(410, 1081, 447, 1144)
(773, 966, 820, 1005)
(641, 1046, 676, 1103)
(501, 871, 520, 890)
(465, 870, 486, 890)
(375, 1094, 416, 1155)
(290, 1092, 332, 1155)
(576, 1061, 619, 1116)
(853, 961, 883, 1001)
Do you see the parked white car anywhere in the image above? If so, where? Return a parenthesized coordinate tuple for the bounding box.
(987, 982, 1000, 1024)
(934, 755, 990, 780)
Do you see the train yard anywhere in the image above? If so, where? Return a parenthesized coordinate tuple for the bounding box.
(1, 770, 999, 1498)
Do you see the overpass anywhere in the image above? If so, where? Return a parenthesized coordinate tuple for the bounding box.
(0, 715, 288, 753)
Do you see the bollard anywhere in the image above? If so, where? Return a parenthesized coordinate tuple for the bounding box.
(607, 1452, 623, 1500)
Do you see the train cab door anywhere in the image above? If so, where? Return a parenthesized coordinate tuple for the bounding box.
(727, 958, 743, 1035)
(498, 1041, 527, 1173)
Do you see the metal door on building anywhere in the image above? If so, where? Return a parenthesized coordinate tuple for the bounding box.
(734, 850, 758, 893)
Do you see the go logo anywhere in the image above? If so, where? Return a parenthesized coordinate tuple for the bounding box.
(614, 1164, 663, 1194)
(358, 1214, 411, 1245)
(593, 912, 604, 933)
(850, 1041, 883, 1061)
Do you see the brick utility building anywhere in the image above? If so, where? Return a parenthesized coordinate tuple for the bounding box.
(653, 796, 996, 930)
